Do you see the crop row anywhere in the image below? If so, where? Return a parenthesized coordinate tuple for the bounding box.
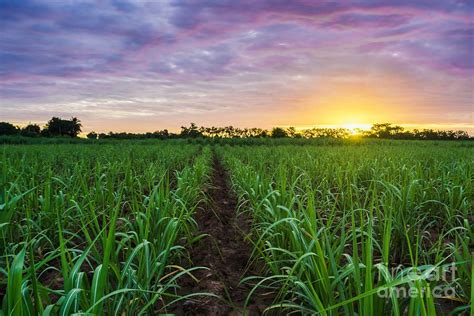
(219, 143, 473, 315)
(1, 144, 211, 315)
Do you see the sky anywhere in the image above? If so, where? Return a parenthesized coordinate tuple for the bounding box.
(1, 0, 473, 133)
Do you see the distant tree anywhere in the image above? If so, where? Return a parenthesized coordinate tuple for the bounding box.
(20, 124, 41, 137)
(368, 123, 404, 138)
(155, 129, 169, 139)
(0, 122, 19, 135)
(258, 129, 269, 137)
(301, 128, 350, 139)
(454, 130, 469, 140)
(224, 126, 236, 138)
(271, 127, 288, 138)
(43, 117, 82, 137)
(286, 127, 302, 138)
(87, 131, 98, 139)
(67, 117, 82, 137)
(180, 123, 203, 138)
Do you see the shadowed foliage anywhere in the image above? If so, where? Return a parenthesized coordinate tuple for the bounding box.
(42, 117, 82, 137)
(0, 122, 19, 135)
(20, 124, 41, 137)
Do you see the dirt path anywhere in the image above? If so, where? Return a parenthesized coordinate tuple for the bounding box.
(173, 150, 271, 315)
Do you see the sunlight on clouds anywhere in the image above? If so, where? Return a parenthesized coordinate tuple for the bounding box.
(1, 1, 472, 132)
(304, 87, 390, 126)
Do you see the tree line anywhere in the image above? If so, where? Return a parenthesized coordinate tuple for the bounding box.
(0, 118, 471, 140)
(0, 117, 82, 138)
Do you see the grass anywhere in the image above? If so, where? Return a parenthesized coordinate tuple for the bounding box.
(219, 141, 473, 314)
(0, 139, 472, 315)
(1, 143, 212, 314)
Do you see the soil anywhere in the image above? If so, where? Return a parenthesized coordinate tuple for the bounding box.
(171, 150, 273, 315)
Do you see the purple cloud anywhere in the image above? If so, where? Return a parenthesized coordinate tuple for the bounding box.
(322, 13, 413, 29)
(0, 0, 472, 132)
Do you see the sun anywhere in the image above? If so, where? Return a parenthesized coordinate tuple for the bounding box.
(341, 123, 372, 135)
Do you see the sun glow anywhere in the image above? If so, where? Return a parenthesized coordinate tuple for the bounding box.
(302, 86, 395, 130)
(341, 123, 372, 135)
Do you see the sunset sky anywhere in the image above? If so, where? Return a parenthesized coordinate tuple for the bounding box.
(1, 0, 473, 133)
